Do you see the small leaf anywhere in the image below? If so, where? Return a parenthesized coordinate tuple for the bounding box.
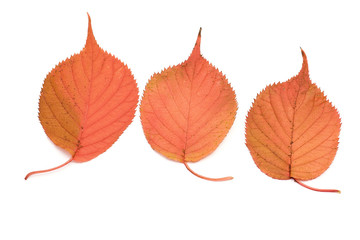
(140, 29, 237, 181)
(25, 14, 139, 179)
(245, 49, 341, 193)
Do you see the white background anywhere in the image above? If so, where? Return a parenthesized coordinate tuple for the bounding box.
(0, 0, 359, 239)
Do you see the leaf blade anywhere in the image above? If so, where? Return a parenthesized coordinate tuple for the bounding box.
(140, 29, 237, 180)
(26, 14, 138, 179)
(245, 49, 341, 191)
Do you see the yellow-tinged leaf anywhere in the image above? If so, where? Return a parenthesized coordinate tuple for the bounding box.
(25, 14, 139, 179)
(245, 49, 341, 193)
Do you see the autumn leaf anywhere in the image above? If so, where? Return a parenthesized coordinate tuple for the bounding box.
(245, 49, 341, 193)
(140, 28, 237, 181)
(25, 14, 139, 179)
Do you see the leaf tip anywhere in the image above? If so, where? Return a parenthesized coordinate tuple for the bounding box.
(87, 12, 92, 30)
(297, 47, 309, 80)
(300, 47, 306, 58)
(299, 47, 308, 65)
(189, 28, 202, 60)
(85, 12, 96, 46)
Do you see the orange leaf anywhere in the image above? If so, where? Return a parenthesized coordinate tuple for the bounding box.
(140, 29, 237, 181)
(25, 14, 139, 179)
(245, 49, 341, 193)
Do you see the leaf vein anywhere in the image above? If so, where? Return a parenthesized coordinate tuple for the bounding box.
(86, 70, 127, 120)
(147, 94, 186, 144)
(48, 77, 81, 127)
(249, 113, 290, 160)
(248, 123, 289, 165)
(157, 76, 186, 133)
(42, 95, 78, 140)
(292, 121, 338, 161)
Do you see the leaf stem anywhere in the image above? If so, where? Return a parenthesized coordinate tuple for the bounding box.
(25, 158, 73, 180)
(293, 178, 340, 193)
(183, 161, 233, 182)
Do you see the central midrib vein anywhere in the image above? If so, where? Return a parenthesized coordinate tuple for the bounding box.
(183, 62, 196, 160)
(289, 84, 301, 178)
(76, 43, 95, 154)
